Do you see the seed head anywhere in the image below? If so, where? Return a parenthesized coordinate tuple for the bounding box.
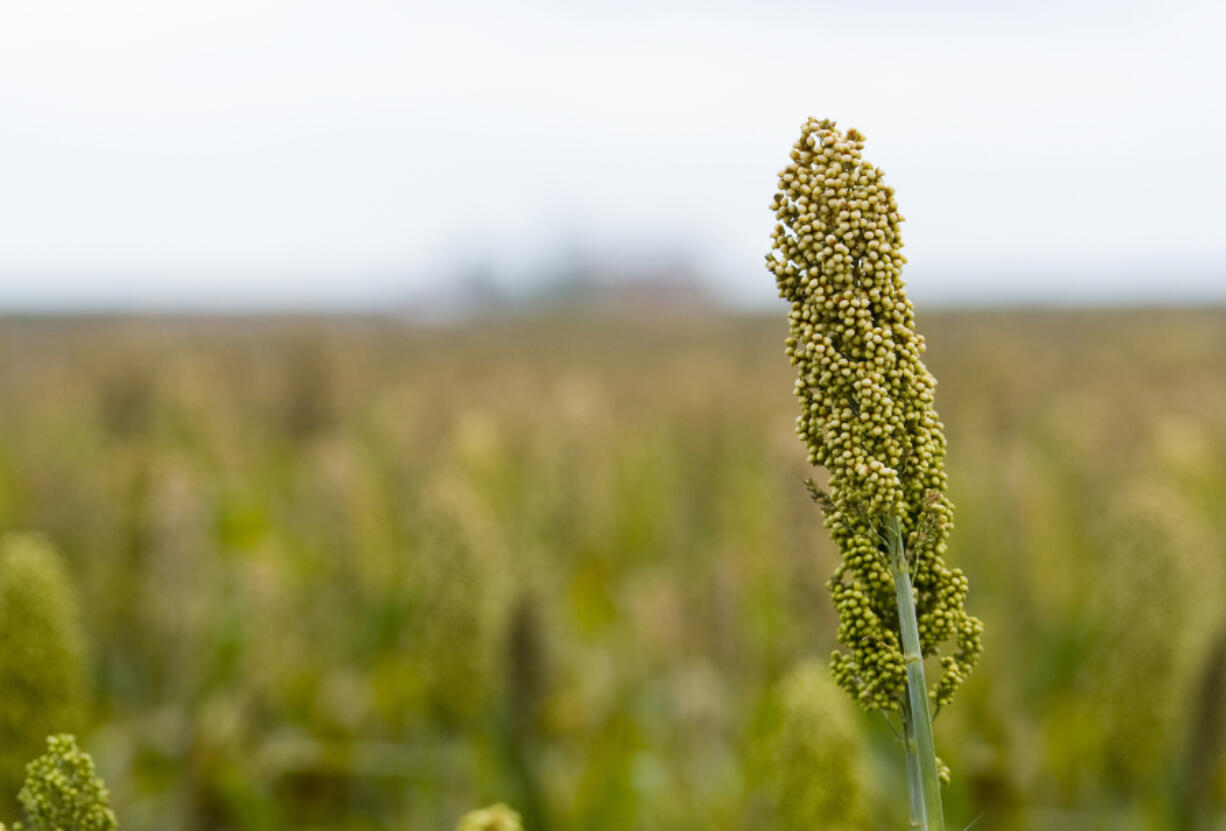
(455, 804, 523, 831)
(16, 734, 116, 831)
(767, 118, 982, 712)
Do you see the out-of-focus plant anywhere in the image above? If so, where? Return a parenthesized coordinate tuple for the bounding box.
(767, 118, 982, 829)
(753, 659, 870, 830)
(1175, 621, 1226, 831)
(1094, 483, 1220, 787)
(1044, 473, 1226, 819)
(409, 465, 513, 727)
(1, 734, 116, 831)
(0, 534, 89, 810)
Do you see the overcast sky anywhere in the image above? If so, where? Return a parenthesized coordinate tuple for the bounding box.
(1, 0, 1224, 310)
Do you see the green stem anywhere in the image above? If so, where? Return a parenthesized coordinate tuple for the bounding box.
(902, 697, 925, 829)
(888, 515, 945, 831)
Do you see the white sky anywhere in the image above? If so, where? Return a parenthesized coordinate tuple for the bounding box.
(1, 0, 1224, 309)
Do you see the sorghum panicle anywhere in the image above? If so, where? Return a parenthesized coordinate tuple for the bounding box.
(16, 734, 116, 831)
(766, 118, 983, 712)
(455, 804, 523, 831)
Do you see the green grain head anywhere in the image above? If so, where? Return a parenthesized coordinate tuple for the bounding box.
(0, 534, 89, 807)
(14, 734, 116, 831)
(454, 803, 523, 831)
(766, 118, 982, 713)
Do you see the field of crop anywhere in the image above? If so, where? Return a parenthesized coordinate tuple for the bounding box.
(1, 309, 1224, 831)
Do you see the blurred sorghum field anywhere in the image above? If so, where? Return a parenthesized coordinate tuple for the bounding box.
(1, 309, 1224, 831)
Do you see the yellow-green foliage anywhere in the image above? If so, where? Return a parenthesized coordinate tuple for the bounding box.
(0, 535, 88, 808)
(455, 803, 522, 831)
(14, 735, 116, 831)
(754, 660, 870, 830)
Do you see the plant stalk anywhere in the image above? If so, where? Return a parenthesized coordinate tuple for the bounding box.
(902, 697, 926, 828)
(888, 515, 945, 831)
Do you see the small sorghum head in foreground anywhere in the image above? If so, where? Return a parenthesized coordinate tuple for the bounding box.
(455, 803, 523, 831)
(15, 734, 117, 831)
(766, 118, 983, 713)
